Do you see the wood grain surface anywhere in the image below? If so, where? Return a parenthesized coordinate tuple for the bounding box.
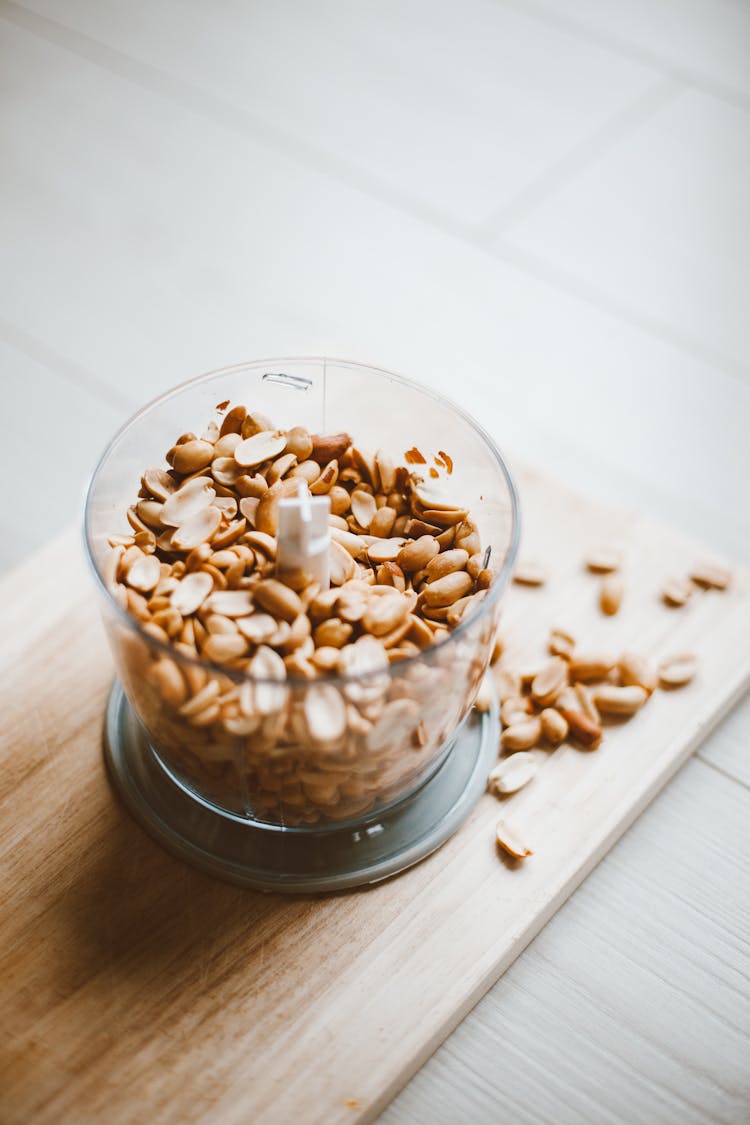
(1, 467, 748, 1125)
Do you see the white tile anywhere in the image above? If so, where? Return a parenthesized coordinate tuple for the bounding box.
(501, 90, 750, 377)
(384, 757, 750, 1124)
(0, 19, 321, 404)
(514, 0, 750, 103)
(13, 0, 658, 225)
(0, 340, 124, 572)
(1, 17, 748, 570)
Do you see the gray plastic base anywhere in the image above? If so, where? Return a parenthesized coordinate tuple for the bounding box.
(103, 682, 498, 893)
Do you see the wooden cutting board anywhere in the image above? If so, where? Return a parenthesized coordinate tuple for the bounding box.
(2, 466, 748, 1125)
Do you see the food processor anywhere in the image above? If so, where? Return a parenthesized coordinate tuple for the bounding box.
(85, 358, 519, 891)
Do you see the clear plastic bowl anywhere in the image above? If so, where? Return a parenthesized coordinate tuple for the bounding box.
(85, 358, 519, 829)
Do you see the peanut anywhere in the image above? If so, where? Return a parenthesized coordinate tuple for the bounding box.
(310, 432, 352, 464)
(599, 574, 623, 616)
(423, 570, 473, 608)
(558, 708, 602, 749)
(540, 708, 568, 745)
(658, 653, 698, 688)
(397, 535, 440, 573)
(501, 717, 542, 752)
(592, 685, 648, 716)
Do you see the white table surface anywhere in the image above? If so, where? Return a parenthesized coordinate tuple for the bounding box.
(1, 1, 748, 1121)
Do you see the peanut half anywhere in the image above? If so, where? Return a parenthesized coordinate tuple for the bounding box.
(618, 652, 657, 695)
(599, 574, 623, 616)
(540, 708, 568, 745)
(690, 563, 732, 590)
(501, 717, 542, 752)
(658, 653, 698, 688)
(568, 654, 615, 682)
(584, 546, 621, 573)
(530, 658, 568, 707)
(488, 752, 537, 795)
(495, 821, 533, 859)
(662, 578, 692, 607)
(558, 708, 603, 749)
(512, 561, 546, 587)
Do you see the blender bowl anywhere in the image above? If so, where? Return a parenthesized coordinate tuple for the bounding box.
(85, 358, 520, 890)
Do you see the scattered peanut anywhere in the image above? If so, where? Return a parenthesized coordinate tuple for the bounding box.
(558, 708, 603, 750)
(568, 654, 615, 682)
(690, 563, 731, 590)
(592, 685, 648, 716)
(488, 752, 537, 795)
(548, 628, 575, 659)
(599, 574, 623, 616)
(584, 546, 621, 573)
(501, 697, 530, 727)
(495, 821, 533, 859)
(501, 717, 542, 752)
(530, 658, 568, 707)
(662, 578, 692, 607)
(618, 652, 657, 695)
(573, 682, 600, 725)
(485, 532, 730, 865)
(512, 561, 546, 587)
(540, 708, 568, 745)
(658, 653, 698, 688)
(494, 667, 522, 702)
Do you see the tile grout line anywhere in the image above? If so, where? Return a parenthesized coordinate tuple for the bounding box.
(0, 0, 469, 241)
(476, 77, 682, 236)
(2, 0, 749, 391)
(694, 752, 750, 794)
(488, 241, 750, 388)
(0, 315, 134, 414)
(493, 0, 750, 116)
